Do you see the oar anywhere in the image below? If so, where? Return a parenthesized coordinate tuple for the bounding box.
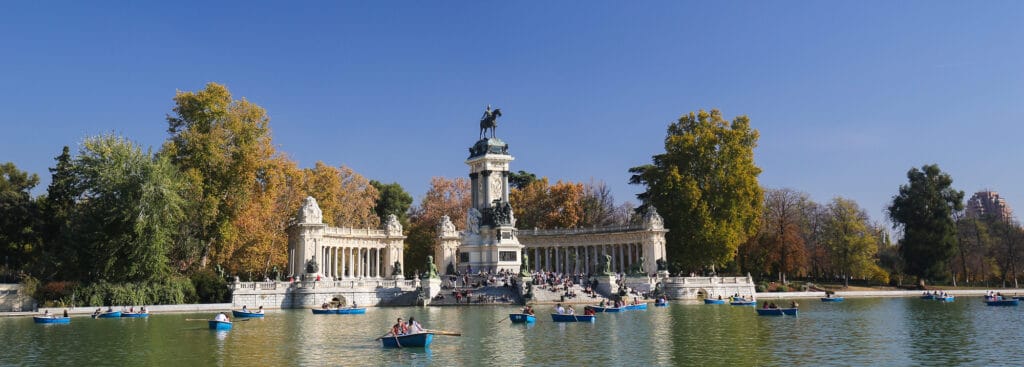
(496, 316, 509, 324)
(185, 318, 209, 321)
(425, 329, 461, 336)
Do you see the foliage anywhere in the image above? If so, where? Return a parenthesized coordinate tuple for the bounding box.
(190, 269, 229, 303)
(37, 146, 77, 279)
(227, 156, 302, 279)
(579, 180, 619, 227)
(630, 109, 763, 271)
(68, 134, 186, 283)
(405, 177, 470, 275)
(0, 162, 40, 271)
(887, 164, 964, 285)
(740, 188, 810, 281)
(508, 170, 538, 190)
(510, 178, 585, 229)
(302, 162, 380, 228)
(73, 278, 196, 306)
(823, 198, 880, 287)
(370, 180, 413, 227)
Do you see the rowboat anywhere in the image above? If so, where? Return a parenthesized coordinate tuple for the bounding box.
(208, 320, 233, 330)
(1014, 296, 1024, 301)
(984, 299, 1019, 306)
(703, 299, 726, 305)
(550, 314, 596, 322)
(625, 303, 648, 310)
(730, 300, 757, 306)
(336, 307, 366, 315)
(232, 310, 264, 318)
(93, 311, 122, 319)
(591, 306, 624, 313)
(654, 301, 668, 307)
(381, 332, 433, 348)
(509, 313, 536, 323)
(756, 308, 799, 316)
(311, 309, 337, 315)
(34, 316, 70, 324)
(920, 294, 935, 300)
(120, 312, 150, 318)
(937, 296, 955, 302)
(820, 297, 844, 302)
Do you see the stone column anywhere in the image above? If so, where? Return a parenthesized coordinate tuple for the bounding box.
(502, 171, 510, 202)
(481, 170, 491, 208)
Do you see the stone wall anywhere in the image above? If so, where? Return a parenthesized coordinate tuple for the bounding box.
(0, 284, 35, 312)
(230, 279, 421, 309)
(661, 276, 757, 300)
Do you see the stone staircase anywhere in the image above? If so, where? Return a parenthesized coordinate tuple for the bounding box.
(428, 275, 522, 306)
(527, 282, 611, 305)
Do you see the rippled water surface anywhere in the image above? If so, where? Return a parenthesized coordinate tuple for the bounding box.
(3, 298, 1023, 366)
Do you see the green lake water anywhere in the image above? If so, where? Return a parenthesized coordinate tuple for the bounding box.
(3, 297, 1023, 366)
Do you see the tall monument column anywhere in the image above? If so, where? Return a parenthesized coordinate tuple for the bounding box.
(456, 105, 524, 273)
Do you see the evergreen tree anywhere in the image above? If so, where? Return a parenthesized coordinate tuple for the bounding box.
(887, 164, 964, 286)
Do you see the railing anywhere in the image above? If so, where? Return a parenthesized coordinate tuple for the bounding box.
(661, 276, 754, 285)
(232, 279, 420, 291)
(323, 227, 387, 237)
(520, 224, 648, 236)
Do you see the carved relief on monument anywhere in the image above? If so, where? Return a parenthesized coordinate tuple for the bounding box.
(489, 174, 503, 199)
(438, 215, 459, 238)
(643, 206, 664, 230)
(384, 214, 403, 236)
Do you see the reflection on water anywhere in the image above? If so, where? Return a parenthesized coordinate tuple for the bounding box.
(2, 298, 1023, 366)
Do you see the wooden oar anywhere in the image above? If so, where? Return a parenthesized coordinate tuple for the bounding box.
(185, 318, 209, 321)
(425, 329, 461, 336)
(496, 316, 509, 324)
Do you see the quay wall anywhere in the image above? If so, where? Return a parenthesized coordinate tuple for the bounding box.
(230, 279, 421, 309)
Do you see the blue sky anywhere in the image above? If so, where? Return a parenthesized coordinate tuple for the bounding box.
(2, 2, 1022, 223)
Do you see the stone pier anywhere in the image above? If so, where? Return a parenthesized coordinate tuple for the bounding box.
(660, 276, 757, 300)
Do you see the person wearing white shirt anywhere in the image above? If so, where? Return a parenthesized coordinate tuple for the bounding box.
(556, 303, 565, 315)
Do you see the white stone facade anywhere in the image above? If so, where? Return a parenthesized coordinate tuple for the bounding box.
(287, 197, 406, 280)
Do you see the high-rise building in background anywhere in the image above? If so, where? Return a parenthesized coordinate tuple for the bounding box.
(965, 190, 1014, 222)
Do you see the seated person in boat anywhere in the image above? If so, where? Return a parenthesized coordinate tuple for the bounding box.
(63, 309, 68, 317)
(92, 308, 102, 317)
(242, 305, 249, 312)
(42, 309, 52, 318)
(107, 306, 114, 312)
(567, 306, 576, 315)
(352, 301, 358, 308)
(408, 317, 424, 334)
(140, 306, 147, 313)
(390, 318, 409, 336)
(321, 303, 329, 309)
(762, 301, 769, 309)
(583, 306, 596, 316)
(598, 299, 606, 307)
(257, 306, 264, 313)
(790, 301, 799, 308)
(214, 312, 230, 322)
(556, 303, 565, 315)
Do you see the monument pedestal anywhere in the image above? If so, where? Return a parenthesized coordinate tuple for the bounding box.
(594, 275, 617, 297)
(420, 277, 441, 306)
(657, 270, 670, 280)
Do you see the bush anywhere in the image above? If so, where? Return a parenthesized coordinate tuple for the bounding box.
(191, 269, 228, 303)
(775, 284, 790, 292)
(71, 277, 197, 306)
(756, 284, 767, 293)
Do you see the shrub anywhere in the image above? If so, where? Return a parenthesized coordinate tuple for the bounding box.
(775, 284, 790, 292)
(756, 284, 767, 293)
(191, 269, 228, 303)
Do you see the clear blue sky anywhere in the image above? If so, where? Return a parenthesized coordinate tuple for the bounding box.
(2, 2, 1022, 223)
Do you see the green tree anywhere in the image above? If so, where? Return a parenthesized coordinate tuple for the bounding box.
(887, 164, 964, 286)
(71, 134, 186, 283)
(371, 180, 413, 228)
(823, 197, 881, 287)
(0, 162, 40, 271)
(38, 146, 77, 279)
(508, 170, 538, 190)
(630, 109, 763, 272)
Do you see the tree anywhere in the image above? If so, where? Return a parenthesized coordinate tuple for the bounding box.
(508, 170, 538, 190)
(630, 109, 763, 272)
(952, 213, 993, 284)
(509, 178, 585, 229)
(887, 164, 964, 286)
(162, 82, 280, 270)
(370, 180, 413, 228)
(70, 134, 185, 282)
(989, 219, 1024, 288)
(0, 162, 40, 272)
(301, 162, 379, 228)
(38, 146, 77, 279)
(579, 180, 618, 228)
(405, 177, 470, 275)
(762, 188, 810, 283)
(823, 197, 881, 287)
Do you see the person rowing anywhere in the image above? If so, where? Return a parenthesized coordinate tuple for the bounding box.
(408, 317, 424, 334)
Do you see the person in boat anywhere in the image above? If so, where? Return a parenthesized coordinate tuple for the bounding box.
(322, 303, 329, 309)
(107, 306, 114, 313)
(214, 312, 230, 322)
(717, 295, 722, 300)
(762, 301, 769, 309)
(93, 308, 102, 317)
(769, 302, 778, 309)
(63, 309, 69, 317)
(790, 301, 799, 308)
(583, 306, 596, 316)
(140, 306, 147, 314)
(556, 303, 565, 315)
(567, 305, 576, 315)
(408, 317, 424, 334)
(391, 318, 408, 336)
(242, 305, 249, 313)
(598, 299, 606, 307)
(43, 309, 51, 318)
(257, 306, 264, 314)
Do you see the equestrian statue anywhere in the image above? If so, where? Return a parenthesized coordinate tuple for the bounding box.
(479, 105, 502, 140)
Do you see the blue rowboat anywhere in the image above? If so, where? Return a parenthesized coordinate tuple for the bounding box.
(985, 299, 1019, 306)
(381, 332, 433, 348)
(232, 310, 264, 318)
(208, 320, 232, 330)
(121, 312, 149, 318)
(591, 306, 624, 313)
(730, 300, 757, 306)
(509, 313, 536, 323)
(655, 301, 668, 307)
(311, 309, 337, 315)
(625, 303, 648, 310)
(920, 294, 935, 300)
(1013, 296, 1024, 301)
(756, 308, 799, 316)
(704, 299, 726, 305)
(94, 311, 122, 319)
(550, 314, 596, 322)
(937, 296, 955, 302)
(34, 316, 70, 324)
(821, 297, 844, 302)
(337, 307, 366, 315)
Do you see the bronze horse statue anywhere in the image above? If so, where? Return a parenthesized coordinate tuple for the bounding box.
(479, 107, 502, 140)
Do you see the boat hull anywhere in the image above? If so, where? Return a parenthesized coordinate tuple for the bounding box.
(625, 304, 648, 310)
(337, 308, 366, 314)
(311, 309, 337, 315)
(381, 333, 433, 348)
(94, 311, 122, 319)
(120, 313, 149, 318)
(985, 299, 1019, 306)
(920, 295, 935, 300)
(550, 314, 595, 322)
(703, 299, 726, 305)
(232, 310, 264, 318)
(756, 308, 799, 316)
(34, 316, 70, 324)
(208, 320, 233, 330)
(509, 313, 536, 323)
(820, 297, 844, 302)
(654, 302, 668, 307)
(938, 296, 955, 302)
(591, 306, 623, 313)
(730, 301, 757, 306)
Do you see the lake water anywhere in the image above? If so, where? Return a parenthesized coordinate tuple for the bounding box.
(3, 297, 1023, 366)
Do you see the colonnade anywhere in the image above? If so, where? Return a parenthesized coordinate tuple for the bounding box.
(320, 246, 383, 279)
(528, 243, 646, 275)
